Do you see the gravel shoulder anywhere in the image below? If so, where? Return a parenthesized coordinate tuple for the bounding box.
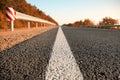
(62, 26, 120, 80)
(0, 26, 55, 52)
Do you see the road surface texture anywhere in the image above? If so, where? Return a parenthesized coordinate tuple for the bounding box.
(62, 26, 120, 80)
(0, 27, 58, 80)
(46, 27, 83, 80)
(1, 26, 120, 80)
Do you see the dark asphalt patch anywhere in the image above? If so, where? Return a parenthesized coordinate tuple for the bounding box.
(0, 27, 58, 80)
(62, 26, 120, 80)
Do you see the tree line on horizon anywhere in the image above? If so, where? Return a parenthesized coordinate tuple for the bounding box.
(63, 17, 119, 29)
(0, 0, 58, 29)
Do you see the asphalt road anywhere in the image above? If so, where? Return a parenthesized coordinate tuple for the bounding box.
(0, 27, 58, 80)
(0, 26, 120, 80)
(62, 26, 120, 80)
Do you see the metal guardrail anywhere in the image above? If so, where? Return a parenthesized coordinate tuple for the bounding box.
(16, 11, 56, 25)
(6, 7, 56, 31)
(97, 25, 120, 29)
(97, 25, 120, 27)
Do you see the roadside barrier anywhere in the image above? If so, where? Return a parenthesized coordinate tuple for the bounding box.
(6, 7, 56, 31)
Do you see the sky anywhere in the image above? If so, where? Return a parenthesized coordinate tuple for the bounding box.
(26, 0, 120, 25)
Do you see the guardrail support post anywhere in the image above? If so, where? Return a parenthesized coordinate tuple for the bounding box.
(36, 23, 38, 28)
(28, 22, 30, 29)
(11, 21, 14, 31)
(40, 23, 42, 27)
(44, 23, 45, 27)
(41, 23, 43, 27)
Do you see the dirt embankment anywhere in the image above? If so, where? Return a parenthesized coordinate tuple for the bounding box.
(0, 26, 56, 51)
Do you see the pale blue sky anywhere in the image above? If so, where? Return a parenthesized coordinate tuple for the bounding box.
(26, 0, 120, 25)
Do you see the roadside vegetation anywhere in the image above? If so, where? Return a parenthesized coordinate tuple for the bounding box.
(63, 17, 119, 30)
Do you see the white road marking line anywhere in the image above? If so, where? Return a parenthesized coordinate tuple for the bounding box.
(45, 27, 83, 80)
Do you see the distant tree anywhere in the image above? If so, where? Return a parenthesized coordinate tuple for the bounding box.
(73, 20, 83, 27)
(67, 23, 73, 26)
(83, 19, 94, 26)
(0, 1, 5, 10)
(63, 19, 94, 27)
(99, 17, 118, 25)
(79, 20, 83, 25)
(0, 12, 8, 29)
(73, 21, 80, 27)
